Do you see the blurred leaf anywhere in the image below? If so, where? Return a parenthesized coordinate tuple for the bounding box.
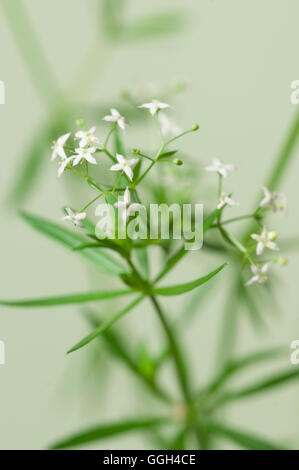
(205, 420, 284, 450)
(20, 212, 127, 276)
(122, 11, 187, 42)
(239, 281, 266, 331)
(0, 289, 134, 308)
(50, 416, 169, 449)
(215, 368, 299, 407)
(157, 150, 178, 161)
(135, 247, 149, 279)
(67, 296, 144, 353)
(153, 263, 228, 296)
(207, 346, 286, 393)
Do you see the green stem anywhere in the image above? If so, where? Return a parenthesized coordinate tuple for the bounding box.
(78, 194, 103, 213)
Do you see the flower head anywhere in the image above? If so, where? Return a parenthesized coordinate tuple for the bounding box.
(103, 108, 126, 131)
(260, 186, 287, 214)
(114, 188, 142, 224)
(51, 132, 71, 161)
(138, 99, 170, 116)
(75, 126, 101, 148)
(217, 192, 239, 210)
(205, 158, 236, 178)
(72, 147, 97, 166)
(110, 154, 139, 182)
(246, 263, 270, 286)
(62, 208, 86, 228)
(251, 226, 279, 256)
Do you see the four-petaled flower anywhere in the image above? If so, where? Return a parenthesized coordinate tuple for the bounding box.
(62, 208, 86, 228)
(114, 188, 143, 224)
(138, 99, 170, 116)
(260, 186, 287, 214)
(205, 158, 236, 178)
(246, 263, 270, 286)
(217, 192, 239, 210)
(251, 226, 279, 256)
(110, 154, 139, 182)
(103, 108, 126, 131)
(51, 132, 71, 161)
(73, 147, 97, 166)
(75, 126, 100, 148)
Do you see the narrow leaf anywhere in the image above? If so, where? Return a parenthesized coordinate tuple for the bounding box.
(67, 296, 144, 353)
(20, 212, 126, 276)
(205, 420, 284, 450)
(51, 417, 169, 450)
(153, 263, 228, 296)
(122, 11, 186, 42)
(0, 289, 134, 308)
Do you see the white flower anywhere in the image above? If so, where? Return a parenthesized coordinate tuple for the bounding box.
(62, 208, 86, 228)
(138, 99, 170, 116)
(159, 112, 181, 138)
(72, 147, 97, 166)
(217, 192, 239, 210)
(246, 263, 270, 286)
(110, 154, 139, 182)
(75, 126, 101, 148)
(251, 226, 279, 256)
(260, 186, 287, 214)
(114, 188, 142, 224)
(57, 156, 75, 177)
(103, 108, 126, 131)
(51, 132, 71, 161)
(205, 158, 236, 178)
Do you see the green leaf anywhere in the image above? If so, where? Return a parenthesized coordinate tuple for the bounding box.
(122, 11, 186, 42)
(0, 289, 134, 308)
(207, 346, 286, 393)
(205, 420, 284, 450)
(216, 368, 299, 407)
(135, 247, 150, 279)
(67, 296, 144, 353)
(20, 212, 127, 276)
(153, 263, 228, 296)
(50, 416, 169, 449)
(157, 150, 178, 161)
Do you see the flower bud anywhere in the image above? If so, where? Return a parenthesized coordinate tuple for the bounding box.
(132, 148, 141, 155)
(173, 158, 183, 166)
(191, 124, 199, 131)
(275, 256, 288, 266)
(76, 118, 85, 127)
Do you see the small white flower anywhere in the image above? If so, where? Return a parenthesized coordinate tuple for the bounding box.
(246, 263, 270, 286)
(260, 186, 287, 214)
(75, 126, 101, 148)
(114, 188, 142, 224)
(217, 192, 239, 210)
(205, 158, 236, 178)
(138, 99, 170, 116)
(251, 226, 279, 256)
(51, 132, 71, 161)
(110, 154, 139, 182)
(62, 208, 86, 228)
(159, 112, 181, 138)
(57, 156, 75, 177)
(72, 147, 97, 166)
(103, 108, 126, 131)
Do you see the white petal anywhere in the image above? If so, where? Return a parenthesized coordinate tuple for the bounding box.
(128, 158, 139, 168)
(114, 201, 126, 209)
(246, 275, 259, 286)
(57, 132, 71, 146)
(124, 166, 133, 181)
(110, 163, 122, 172)
(256, 242, 264, 256)
(158, 102, 170, 109)
(103, 115, 115, 122)
(124, 188, 131, 205)
(138, 103, 152, 109)
(261, 263, 270, 274)
(76, 212, 87, 221)
(85, 154, 97, 164)
(111, 108, 120, 118)
(118, 118, 126, 131)
(51, 149, 57, 161)
(116, 154, 126, 165)
(266, 241, 279, 251)
(57, 146, 67, 159)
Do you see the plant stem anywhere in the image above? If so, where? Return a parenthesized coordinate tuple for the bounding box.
(149, 296, 190, 402)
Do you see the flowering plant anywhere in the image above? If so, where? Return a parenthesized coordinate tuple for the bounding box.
(2, 92, 298, 450)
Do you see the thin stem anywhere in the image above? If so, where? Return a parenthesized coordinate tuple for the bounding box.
(165, 128, 197, 146)
(78, 193, 103, 213)
(211, 213, 256, 228)
(104, 123, 116, 148)
(149, 296, 191, 403)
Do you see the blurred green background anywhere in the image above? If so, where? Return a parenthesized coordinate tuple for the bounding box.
(0, 0, 298, 449)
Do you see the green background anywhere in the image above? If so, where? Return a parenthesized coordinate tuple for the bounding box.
(0, 0, 298, 449)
